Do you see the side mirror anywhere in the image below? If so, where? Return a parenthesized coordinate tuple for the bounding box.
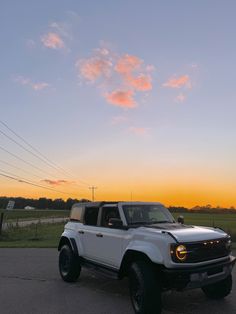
(177, 215, 184, 224)
(108, 218, 123, 228)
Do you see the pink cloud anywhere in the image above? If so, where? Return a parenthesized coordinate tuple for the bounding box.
(78, 58, 111, 81)
(41, 179, 74, 186)
(15, 76, 49, 91)
(163, 75, 191, 89)
(41, 32, 64, 49)
(105, 90, 136, 108)
(127, 74, 152, 91)
(32, 82, 49, 91)
(115, 54, 142, 75)
(76, 47, 154, 108)
(175, 93, 186, 103)
(15, 76, 30, 86)
(129, 127, 150, 136)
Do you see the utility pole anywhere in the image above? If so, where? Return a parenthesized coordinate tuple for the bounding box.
(89, 186, 97, 201)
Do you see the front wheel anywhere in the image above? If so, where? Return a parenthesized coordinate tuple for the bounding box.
(202, 274, 232, 299)
(59, 244, 81, 282)
(129, 260, 162, 314)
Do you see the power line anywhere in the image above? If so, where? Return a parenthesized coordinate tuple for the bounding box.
(0, 159, 43, 180)
(0, 128, 65, 174)
(0, 169, 81, 197)
(0, 120, 91, 186)
(0, 145, 59, 179)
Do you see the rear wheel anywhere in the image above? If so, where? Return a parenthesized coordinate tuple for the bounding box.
(59, 244, 81, 282)
(202, 274, 232, 299)
(129, 260, 162, 314)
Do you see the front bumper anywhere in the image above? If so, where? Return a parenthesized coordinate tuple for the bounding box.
(162, 255, 236, 290)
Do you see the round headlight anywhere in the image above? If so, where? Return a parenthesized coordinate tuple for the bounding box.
(176, 245, 187, 261)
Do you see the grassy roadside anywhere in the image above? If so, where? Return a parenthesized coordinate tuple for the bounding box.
(0, 222, 64, 248)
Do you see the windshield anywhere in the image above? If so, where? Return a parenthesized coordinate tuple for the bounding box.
(122, 204, 175, 225)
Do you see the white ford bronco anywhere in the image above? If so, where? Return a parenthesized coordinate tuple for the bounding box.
(58, 201, 235, 314)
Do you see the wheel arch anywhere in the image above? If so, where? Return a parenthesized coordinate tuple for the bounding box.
(118, 249, 163, 279)
(58, 236, 78, 256)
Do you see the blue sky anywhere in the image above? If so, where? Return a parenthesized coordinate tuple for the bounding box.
(0, 1, 236, 206)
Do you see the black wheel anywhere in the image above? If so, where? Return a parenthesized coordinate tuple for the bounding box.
(59, 244, 81, 282)
(202, 274, 232, 299)
(129, 260, 162, 314)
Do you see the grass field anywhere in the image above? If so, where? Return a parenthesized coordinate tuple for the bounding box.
(0, 223, 64, 248)
(172, 212, 236, 241)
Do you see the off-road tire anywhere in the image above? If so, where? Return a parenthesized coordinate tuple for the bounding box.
(129, 260, 162, 314)
(202, 274, 232, 299)
(59, 244, 81, 282)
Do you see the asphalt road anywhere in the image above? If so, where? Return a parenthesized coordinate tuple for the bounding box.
(0, 249, 235, 314)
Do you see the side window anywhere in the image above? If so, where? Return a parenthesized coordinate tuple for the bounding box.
(101, 207, 120, 227)
(84, 207, 99, 226)
(70, 206, 83, 222)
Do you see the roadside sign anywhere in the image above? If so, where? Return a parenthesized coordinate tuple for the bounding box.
(6, 200, 15, 210)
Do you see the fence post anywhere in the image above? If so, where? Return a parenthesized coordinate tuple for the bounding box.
(0, 212, 4, 235)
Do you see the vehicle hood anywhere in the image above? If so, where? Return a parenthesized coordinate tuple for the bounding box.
(142, 224, 228, 242)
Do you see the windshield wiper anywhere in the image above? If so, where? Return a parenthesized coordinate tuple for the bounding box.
(149, 220, 173, 224)
(129, 220, 174, 226)
(129, 221, 151, 225)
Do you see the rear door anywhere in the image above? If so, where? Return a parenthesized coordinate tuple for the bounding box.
(77, 204, 125, 268)
(76, 205, 101, 261)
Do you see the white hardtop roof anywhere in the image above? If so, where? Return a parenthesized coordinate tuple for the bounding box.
(72, 201, 164, 208)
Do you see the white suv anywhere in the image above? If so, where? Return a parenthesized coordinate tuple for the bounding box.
(58, 201, 235, 314)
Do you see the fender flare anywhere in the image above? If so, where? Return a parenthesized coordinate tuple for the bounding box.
(58, 236, 78, 255)
(125, 240, 164, 264)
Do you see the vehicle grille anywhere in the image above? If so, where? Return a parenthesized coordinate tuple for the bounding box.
(171, 237, 231, 263)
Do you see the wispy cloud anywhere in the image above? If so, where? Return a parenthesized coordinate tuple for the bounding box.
(40, 13, 80, 51)
(163, 75, 191, 89)
(26, 39, 36, 49)
(175, 93, 186, 103)
(41, 32, 64, 49)
(50, 22, 71, 40)
(111, 115, 128, 125)
(15, 76, 49, 91)
(41, 179, 74, 186)
(76, 47, 154, 108)
(128, 127, 150, 136)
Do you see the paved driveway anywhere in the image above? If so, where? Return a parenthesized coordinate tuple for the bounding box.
(0, 248, 235, 314)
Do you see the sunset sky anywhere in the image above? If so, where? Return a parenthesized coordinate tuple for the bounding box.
(1, 1, 236, 207)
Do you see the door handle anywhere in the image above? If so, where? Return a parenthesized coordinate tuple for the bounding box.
(96, 233, 103, 238)
(78, 230, 84, 234)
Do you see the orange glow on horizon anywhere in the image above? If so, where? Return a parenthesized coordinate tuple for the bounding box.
(1, 178, 236, 208)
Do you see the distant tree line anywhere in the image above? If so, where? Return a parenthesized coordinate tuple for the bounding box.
(0, 197, 90, 210)
(0, 197, 235, 213)
(169, 204, 236, 214)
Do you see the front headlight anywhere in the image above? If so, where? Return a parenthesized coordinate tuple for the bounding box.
(175, 244, 187, 261)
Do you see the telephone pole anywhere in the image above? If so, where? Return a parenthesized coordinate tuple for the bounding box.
(89, 186, 97, 201)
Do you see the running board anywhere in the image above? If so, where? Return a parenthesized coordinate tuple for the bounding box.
(79, 257, 119, 279)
